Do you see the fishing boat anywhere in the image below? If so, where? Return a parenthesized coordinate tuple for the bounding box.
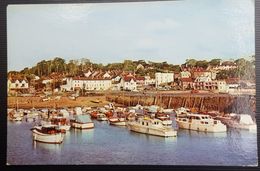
(109, 117, 127, 126)
(176, 113, 227, 132)
(108, 111, 127, 126)
(216, 113, 257, 132)
(96, 113, 108, 121)
(127, 116, 177, 137)
(31, 125, 65, 144)
(70, 115, 94, 129)
(51, 116, 71, 131)
(90, 111, 98, 119)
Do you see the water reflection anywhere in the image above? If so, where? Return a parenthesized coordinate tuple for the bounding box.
(179, 129, 227, 138)
(129, 131, 177, 144)
(71, 128, 94, 143)
(33, 141, 62, 151)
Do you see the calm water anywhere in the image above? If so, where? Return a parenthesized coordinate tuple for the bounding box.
(7, 119, 258, 166)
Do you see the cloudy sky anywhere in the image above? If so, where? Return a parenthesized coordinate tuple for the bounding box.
(7, 0, 255, 71)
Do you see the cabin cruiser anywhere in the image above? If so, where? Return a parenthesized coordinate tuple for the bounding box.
(70, 115, 94, 129)
(176, 113, 227, 132)
(127, 116, 177, 137)
(31, 124, 65, 144)
(175, 107, 191, 117)
(155, 113, 173, 128)
(216, 113, 257, 132)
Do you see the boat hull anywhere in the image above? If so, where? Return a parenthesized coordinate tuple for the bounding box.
(176, 121, 227, 133)
(32, 130, 65, 144)
(71, 122, 94, 129)
(127, 123, 177, 137)
(59, 125, 71, 131)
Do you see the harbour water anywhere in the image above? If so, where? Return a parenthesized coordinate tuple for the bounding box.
(7, 119, 258, 166)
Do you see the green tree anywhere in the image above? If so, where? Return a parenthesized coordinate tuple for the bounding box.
(209, 59, 221, 66)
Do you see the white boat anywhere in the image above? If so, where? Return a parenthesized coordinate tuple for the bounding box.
(74, 107, 83, 115)
(51, 116, 71, 131)
(155, 113, 173, 128)
(70, 115, 94, 129)
(175, 107, 190, 116)
(127, 116, 177, 137)
(217, 114, 257, 132)
(176, 113, 227, 132)
(109, 117, 127, 126)
(9, 110, 23, 121)
(31, 125, 65, 144)
(96, 113, 108, 121)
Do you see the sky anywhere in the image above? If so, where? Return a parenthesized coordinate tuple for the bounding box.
(7, 0, 255, 71)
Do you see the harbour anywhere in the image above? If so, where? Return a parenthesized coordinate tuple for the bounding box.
(7, 105, 258, 166)
(7, 120, 257, 165)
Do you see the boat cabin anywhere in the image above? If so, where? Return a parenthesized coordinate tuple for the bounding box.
(178, 114, 220, 125)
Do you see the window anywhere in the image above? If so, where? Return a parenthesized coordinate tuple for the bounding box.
(205, 122, 208, 124)
(196, 116, 200, 120)
(142, 122, 144, 125)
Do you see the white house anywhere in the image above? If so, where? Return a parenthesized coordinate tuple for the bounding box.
(8, 79, 29, 93)
(102, 72, 111, 79)
(144, 76, 155, 85)
(112, 75, 122, 82)
(61, 77, 112, 91)
(155, 72, 174, 88)
(120, 76, 137, 91)
(217, 80, 229, 93)
(84, 70, 92, 77)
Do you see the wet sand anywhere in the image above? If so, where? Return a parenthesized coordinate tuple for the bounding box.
(7, 96, 118, 109)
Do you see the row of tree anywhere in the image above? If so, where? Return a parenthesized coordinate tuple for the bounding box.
(8, 56, 255, 81)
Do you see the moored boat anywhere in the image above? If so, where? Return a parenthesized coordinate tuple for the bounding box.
(216, 114, 257, 132)
(127, 116, 177, 137)
(70, 115, 94, 129)
(31, 125, 65, 144)
(51, 116, 71, 131)
(96, 113, 108, 121)
(176, 113, 227, 132)
(108, 117, 127, 126)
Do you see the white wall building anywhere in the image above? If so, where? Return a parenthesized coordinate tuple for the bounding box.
(155, 72, 174, 88)
(217, 81, 229, 93)
(8, 79, 29, 92)
(61, 77, 112, 91)
(144, 76, 155, 85)
(120, 77, 137, 91)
